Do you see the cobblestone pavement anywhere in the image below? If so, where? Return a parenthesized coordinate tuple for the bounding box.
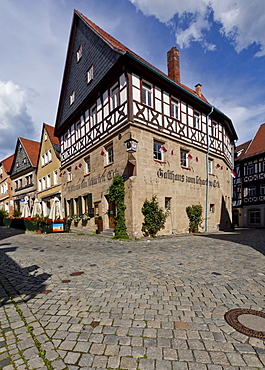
(0, 226, 264, 370)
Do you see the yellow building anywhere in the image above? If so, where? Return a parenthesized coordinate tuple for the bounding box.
(36, 124, 62, 217)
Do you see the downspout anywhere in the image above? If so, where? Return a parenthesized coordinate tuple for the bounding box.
(205, 107, 214, 232)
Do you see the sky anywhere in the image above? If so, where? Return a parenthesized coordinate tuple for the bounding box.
(0, 0, 265, 159)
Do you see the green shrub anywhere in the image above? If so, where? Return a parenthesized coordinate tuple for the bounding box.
(0, 209, 8, 218)
(13, 209, 21, 217)
(186, 205, 203, 233)
(108, 175, 129, 239)
(141, 195, 168, 237)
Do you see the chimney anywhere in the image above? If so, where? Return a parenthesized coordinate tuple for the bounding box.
(167, 47, 180, 84)
(195, 83, 202, 97)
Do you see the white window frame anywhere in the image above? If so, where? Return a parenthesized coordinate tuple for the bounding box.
(248, 186, 256, 197)
(246, 164, 254, 175)
(70, 91, 75, 105)
(38, 179, 42, 191)
(53, 169, 58, 185)
(180, 149, 188, 168)
(260, 184, 265, 195)
(193, 111, 200, 129)
(76, 44, 82, 62)
(87, 65, 94, 84)
(91, 105, 97, 127)
(110, 83, 119, 110)
(106, 144, 114, 165)
(46, 174, 51, 188)
(171, 98, 179, 120)
(76, 121, 81, 140)
(42, 177, 46, 190)
(208, 158, 213, 175)
(212, 122, 217, 137)
(48, 149, 52, 162)
(142, 81, 153, 107)
(85, 156, 91, 174)
(153, 141, 164, 162)
(67, 168, 72, 182)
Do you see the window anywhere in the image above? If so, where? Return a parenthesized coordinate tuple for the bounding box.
(165, 197, 171, 211)
(249, 210, 260, 225)
(210, 204, 215, 213)
(208, 159, 213, 175)
(76, 121, 81, 140)
(87, 65, 94, 84)
(70, 91, 75, 105)
(76, 44, 82, 62)
(246, 164, 254, 175)
(106, 145, 114, 165)
(85, 156, 91, 174)
(38, 179, 42, 191)
(45, 152, 49, 164)
(42, 177, 46, 190)
(212, 122, 217, 137)
(260, 184, 265, 195)
(15, 181, 18, 190)
(180, 149, 188, 168)
(153, 141, 164, 161)
(142, 81, 153, 107)
(171, 98, 179, 119)
(53, 170, 58, 185)
(110, 83, 119, 110)
(67, 167, 72, 182)
(248, 187, 256, 197)
(193, 111, 200, 129)
(46, 174, 51, 188)
(48, 149, 52, 162)
(261, 161, 265, 172)
(91, 105, 97, 127)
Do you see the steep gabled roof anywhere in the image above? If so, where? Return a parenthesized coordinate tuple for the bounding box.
(234, 140, 251, 161)
(43, 123, 61, 158)
(75, 10, 209, 104)
(243, 123, 265, 159)
(19, 138, 40, 167)
(1, 154, 15, 174)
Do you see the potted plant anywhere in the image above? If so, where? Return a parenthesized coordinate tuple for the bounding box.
(82, 213, 90, 225)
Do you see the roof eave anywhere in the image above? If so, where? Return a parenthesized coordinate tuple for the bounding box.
(125, 51, 238, 141)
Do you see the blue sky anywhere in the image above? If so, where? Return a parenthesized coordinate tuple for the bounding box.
(0, 0, 265, 159)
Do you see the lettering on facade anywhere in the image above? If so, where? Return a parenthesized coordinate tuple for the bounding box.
(157, 169, 220, 188)
(66, 169, 120, 193)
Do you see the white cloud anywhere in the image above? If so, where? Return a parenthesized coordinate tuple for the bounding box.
(129, 0, 265, 55)
(0, 80, 36, 157)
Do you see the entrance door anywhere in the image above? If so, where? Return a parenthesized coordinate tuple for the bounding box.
(108, 201, 116, 228)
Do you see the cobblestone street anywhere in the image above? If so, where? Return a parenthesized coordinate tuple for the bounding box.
(0, 226, 264, 370)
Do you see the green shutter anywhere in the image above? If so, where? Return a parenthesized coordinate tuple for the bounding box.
(78, 196, 82, 215)
(64, 198, 67, 217)
(70, 198, 74, 215)
(88, 193, 93, 209)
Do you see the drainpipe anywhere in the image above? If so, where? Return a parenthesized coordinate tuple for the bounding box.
(205, 107, 214, 232)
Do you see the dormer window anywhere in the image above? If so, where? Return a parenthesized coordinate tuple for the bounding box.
(70, 91, 75, 105)
(76, 44, 82, 62)
(87, 65, 94, 84)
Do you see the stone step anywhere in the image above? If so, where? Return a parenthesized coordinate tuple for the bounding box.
(100, 228, 114, 237)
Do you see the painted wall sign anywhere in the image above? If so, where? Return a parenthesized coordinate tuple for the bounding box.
(157, 169, 220, 188)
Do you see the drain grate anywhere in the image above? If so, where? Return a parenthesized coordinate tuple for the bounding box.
(225, 308, 265, 340)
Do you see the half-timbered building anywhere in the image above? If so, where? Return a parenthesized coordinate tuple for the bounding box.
(55, 10, 238, 237)
(10, 138, 40, 215)
(0, 154, 14, 216)
(233, 123, 265, 228)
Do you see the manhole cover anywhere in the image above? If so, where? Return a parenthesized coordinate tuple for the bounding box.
(70, 271, 84, 276)
(62, 280, 71, 283)
(225, 308, 265, 340)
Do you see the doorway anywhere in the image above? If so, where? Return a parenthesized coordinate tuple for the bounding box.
(108, 201, 116, 228)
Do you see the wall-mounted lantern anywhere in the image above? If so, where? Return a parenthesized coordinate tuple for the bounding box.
(124, 138, 138, 153)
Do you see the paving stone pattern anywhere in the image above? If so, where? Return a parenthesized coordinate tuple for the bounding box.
(0, 226, 265, 369)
